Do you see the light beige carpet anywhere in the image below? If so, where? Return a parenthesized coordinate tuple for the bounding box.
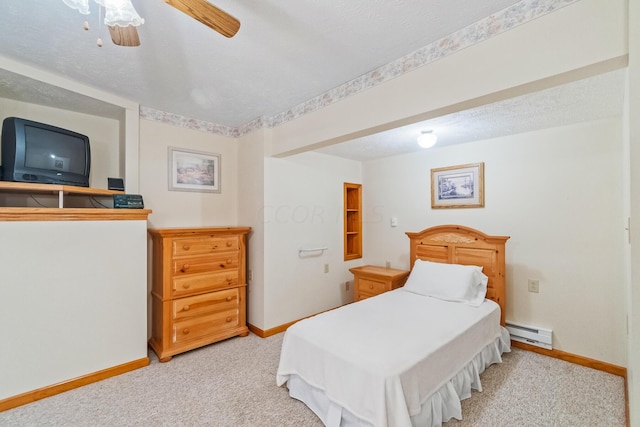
(0, 332, 626, 426)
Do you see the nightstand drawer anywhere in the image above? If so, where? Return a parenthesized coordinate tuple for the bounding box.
(358, 278, 386, 295)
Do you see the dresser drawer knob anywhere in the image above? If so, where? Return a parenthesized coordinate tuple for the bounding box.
(225, 316, 232, 323)
(226, 277, 232, 283)
(183, 305, 190, 311)
(181, 263, 190, 272)
(226, 296, 232, 302)
(226, 241, 232, 247)
(183, 328, 190, 335)
(182, 244, 190, 251)
(182, 283, 190, 289)
(227, 259, 232, 264)
(369, 284, 374, 289)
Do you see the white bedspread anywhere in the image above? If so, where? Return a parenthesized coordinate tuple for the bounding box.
(276, 289, 502, 427)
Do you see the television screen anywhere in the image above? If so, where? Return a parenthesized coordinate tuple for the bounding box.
(24, 124, 88, 175)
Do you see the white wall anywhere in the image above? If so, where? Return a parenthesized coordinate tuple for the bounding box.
(0, 219, 148, 400)
(261, 152, 362, 329)
(238, 128, 267, 328)
(361, 119, 626, 366)
(626, 0, 640, 422)
(139, 119, 238, 228)
(0, 98, 120, 189)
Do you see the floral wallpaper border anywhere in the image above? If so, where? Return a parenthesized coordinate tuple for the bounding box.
(140, 0, 579, 138)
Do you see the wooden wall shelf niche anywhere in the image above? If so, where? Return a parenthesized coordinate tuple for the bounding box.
(344, 182, 362, 260)
(0, 182, 150, 221)
(0, 181, 124, 208)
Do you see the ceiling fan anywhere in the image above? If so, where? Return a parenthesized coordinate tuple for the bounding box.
(113, 0, 241, 46)
(164, 0, 240, 38)
(64, 0, 240, 47)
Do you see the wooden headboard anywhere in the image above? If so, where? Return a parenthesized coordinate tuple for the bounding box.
(405, 225, 510, 325)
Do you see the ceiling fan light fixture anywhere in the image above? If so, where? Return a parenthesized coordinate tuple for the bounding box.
(63, 0, 145, 27)
(417, 130, 438, 148)
(95, 0, 145, 27)
(62, 0, 90, 14)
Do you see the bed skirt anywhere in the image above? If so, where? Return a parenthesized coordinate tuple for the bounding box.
(284, 327, 511, 427)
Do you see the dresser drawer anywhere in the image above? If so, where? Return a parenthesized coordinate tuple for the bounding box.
(358, 278, 386, 296)
(172, 236, 239, 257)
(173, 288, 239, 320)
(172, 309, 240, 345)
(172, 253, 239, 276)
(172, 271, 238, 297)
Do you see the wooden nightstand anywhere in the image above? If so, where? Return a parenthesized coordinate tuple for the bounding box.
(349, 265, 410, 302)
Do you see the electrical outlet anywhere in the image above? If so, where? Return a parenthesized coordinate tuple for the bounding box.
(248, 269, 253, 281)
(345, 281, 350, 291)
(528, 279, 539, 293)
(324, 264, 329, 273)
(385, 261, 391, 268)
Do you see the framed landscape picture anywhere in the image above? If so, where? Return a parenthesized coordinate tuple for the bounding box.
(168, 147, 221, 193)
(431, 162, 484, 209)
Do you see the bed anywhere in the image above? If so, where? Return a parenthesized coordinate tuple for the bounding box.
(276, 225, 511, 427)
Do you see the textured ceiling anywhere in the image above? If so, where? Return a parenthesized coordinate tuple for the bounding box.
(0, 0, 522, 126)
(0, 68, 126, 120)
(316, 69, 627, 160)
(0, 0, 626, 162)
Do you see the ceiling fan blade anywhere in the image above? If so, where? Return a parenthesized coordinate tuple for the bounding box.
(165, 0, 240, 38)
(108, 25, 141, 47)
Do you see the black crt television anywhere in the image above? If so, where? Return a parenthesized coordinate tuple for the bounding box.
(1, 117, 91, 187)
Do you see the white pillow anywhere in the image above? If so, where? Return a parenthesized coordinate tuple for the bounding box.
(403, 259, 488, 306)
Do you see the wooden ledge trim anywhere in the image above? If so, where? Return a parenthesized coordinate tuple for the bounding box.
(148, 226, 251, 237)
(249, 322, 292, 338)
(0, 357, 149, 412)
(0, 208, 152, 221)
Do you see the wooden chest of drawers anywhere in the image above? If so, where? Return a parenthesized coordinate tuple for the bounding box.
(349, 265, 410, 302)
(148, 227, 251, 362)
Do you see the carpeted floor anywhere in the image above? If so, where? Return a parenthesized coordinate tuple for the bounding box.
(0, 332, 626, 426)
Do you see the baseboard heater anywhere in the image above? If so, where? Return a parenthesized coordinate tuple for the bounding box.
(505, 321, 553, 350)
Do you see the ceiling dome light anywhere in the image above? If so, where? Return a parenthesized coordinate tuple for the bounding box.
(417, 130, 437, 148)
